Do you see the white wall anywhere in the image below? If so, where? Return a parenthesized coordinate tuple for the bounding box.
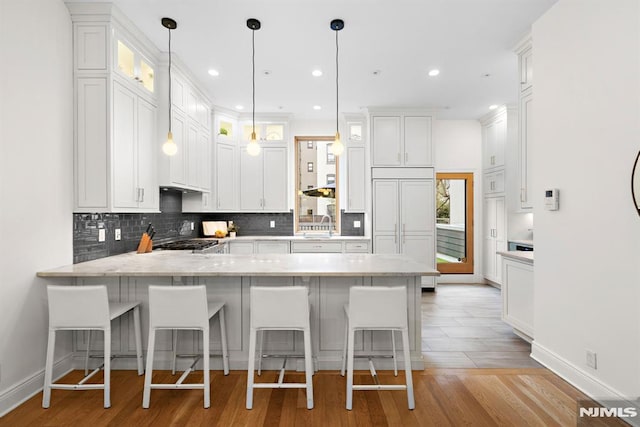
(0, 0, 73, 414)
(434, 120, 483, 283)
(531, 0, 640, 400)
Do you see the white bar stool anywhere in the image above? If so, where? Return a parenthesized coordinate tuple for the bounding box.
(341, 286, 415, 410)
(246, 286, 314, 410)
(42, 285, 143, 409)
(142, 285, 229, 409)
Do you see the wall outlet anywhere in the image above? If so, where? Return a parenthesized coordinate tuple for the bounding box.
(270, 220, 276, 228)
(353, 220, 361, 228)
(586, 349, 597, 369)
(190, 221, 195, 231)
(98, 229, 106, 242)
(114, 228, 121, 241)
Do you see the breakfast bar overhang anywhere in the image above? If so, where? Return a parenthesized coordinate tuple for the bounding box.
(37, 252, 439, 371)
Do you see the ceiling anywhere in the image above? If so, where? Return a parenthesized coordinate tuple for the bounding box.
(67, 0, 557, 120)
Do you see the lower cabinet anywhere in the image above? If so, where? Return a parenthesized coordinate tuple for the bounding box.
(501, 257, 534, 340)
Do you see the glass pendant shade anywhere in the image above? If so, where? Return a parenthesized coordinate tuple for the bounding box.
(247, 132, 261, 156)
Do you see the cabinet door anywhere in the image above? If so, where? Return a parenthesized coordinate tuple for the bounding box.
(197, 131, 211, 191)
(400, 179, 434, 234)
(112, 82, 138, 209)
(401, 234, 434, 267)
(215, 143, 236, 210)
(346, 146, 365, 212)
(519, 47, 533, 92)
(373, 234, 398, 254)
(170, 111, 187, 186)
(404, 116, 432, 166)
(239, 148, 264, 210)
(372, 180, 399, 235)
(372, 116, 401, 166)
(136, 97, 157, 209)
(483, 114, 506, 170)
(262, 148, 287, 211)
(186, 123, 199, 188)
(256, 241, 290, 253)
(520, 91, 533, 209)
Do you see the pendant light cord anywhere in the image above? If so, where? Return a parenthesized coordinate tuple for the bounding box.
(335, 29, 339, 134)
(252, 28, 256, 135)
(168, 27, 172, 133)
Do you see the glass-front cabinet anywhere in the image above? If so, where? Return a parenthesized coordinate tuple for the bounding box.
(241, 122, 285, 143)
(115, 37, 155, 94)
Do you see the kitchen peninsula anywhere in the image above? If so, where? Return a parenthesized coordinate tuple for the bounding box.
(37, 252, 439, 371)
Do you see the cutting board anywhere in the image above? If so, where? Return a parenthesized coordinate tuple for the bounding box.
(202, 221, 228, 236)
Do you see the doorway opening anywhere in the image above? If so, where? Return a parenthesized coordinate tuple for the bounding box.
(436, 173, 474, 274)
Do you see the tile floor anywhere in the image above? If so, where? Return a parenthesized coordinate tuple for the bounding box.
(421, 283, 543, 368)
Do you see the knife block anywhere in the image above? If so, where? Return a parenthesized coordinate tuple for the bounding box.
(136, 233, 153, 254)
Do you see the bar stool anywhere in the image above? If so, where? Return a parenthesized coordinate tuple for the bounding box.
(341, 286, 415, 410)
(42, 285, 143, 409)
(246, 286, 314, 410)
(142, 285, 228, 409)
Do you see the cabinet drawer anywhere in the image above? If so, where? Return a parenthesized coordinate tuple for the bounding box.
(345, 242, 370, 253)
(256, 241, 290, 254)
(291, 241, 343, 253)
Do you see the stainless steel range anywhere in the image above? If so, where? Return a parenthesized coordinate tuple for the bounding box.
(154, 239, 224, 254)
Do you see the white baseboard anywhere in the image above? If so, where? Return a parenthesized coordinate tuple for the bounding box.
(531, 341, 631, 401)
(0, 354, 73, 417)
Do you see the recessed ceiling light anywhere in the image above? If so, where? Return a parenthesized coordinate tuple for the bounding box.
(428, 69, 440, 77)
(312, 70, 323, 77)
(372, 70, 382, 76)
(313, 105, 322, 110)
(263, 70, 271, 76)
(208, 69, 220, 76)
(489, 105, 498, 110)
(235, 105, 244, 110)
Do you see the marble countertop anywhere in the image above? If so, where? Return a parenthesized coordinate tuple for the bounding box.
(37, 252, 439, 278)
(216, 235, 370, 243)
(498, 250, 534, 264)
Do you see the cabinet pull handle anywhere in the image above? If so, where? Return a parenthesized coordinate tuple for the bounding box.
(141, 188, 144, 203)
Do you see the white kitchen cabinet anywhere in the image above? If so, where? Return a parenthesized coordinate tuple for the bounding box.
(519, 90, 533, 209)
(372, 171, 435, 287)
(291, 241, 343, 253)
(158, 68, 212, 193)
(484, 170, 505, 195)
(482, 110, 506, 170)
(483, 196, 506, 284)
(239, 147, 288, 212)
(228, 241, 255, 254)
(69, 5, 161, 213)
(346, 146, 366, 212)
(256, 241, 290, 254)
(214, 143, 237, 210)
(501, 257, 534, 339)
(370, 112, 433, 167)
(112, 81, 157, 210)
(518, 45, 533, 93)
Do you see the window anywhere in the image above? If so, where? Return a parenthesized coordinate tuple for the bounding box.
(295, 136, 340, 234)
(326, 145, 335, 164)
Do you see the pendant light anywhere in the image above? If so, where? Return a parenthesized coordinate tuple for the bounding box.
(161, 17, 178, 156)
(330, 19, 345, 157)
(246, 18, 261, 157)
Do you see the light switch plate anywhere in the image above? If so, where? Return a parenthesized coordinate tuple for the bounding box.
(354, 220, 361, 228)
(98, 229, 106, 242)
(115, 229, 121, 241)
(270, 220, 276, 228)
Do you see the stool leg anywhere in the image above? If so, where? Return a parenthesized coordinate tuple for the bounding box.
(401, 328, 415, 410)
(142, 328, 156, 409)
(171, 329, 178, 375)
(392, 330, 398, 376)
(85, 330, 91, 375)
(218, 307, 229, 375)
(104, 328, 111, 409)
(133, 306, 144, 375)
(203, 326, 210, 409)
(346, 327, 356, 410)
(246, 327, 257, 409)
(340, 314, 348, 376)
(257, 330, 263, 376)
(42, 329, 56, 408)
(303, 327, 314, 409)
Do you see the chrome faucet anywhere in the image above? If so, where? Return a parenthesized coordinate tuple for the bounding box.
(320, 214, 333, 237)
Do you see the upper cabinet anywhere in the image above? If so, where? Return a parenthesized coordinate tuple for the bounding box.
(344, 115, 367, 213)
(370, 111, 433, 167)
(515, 34, 533, 210)
(157, 68, 212, 193)
(482, 110, 507, 171)
(69, 4, 159, 213)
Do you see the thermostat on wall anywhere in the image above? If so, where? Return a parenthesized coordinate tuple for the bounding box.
(544, 189, 559, 211)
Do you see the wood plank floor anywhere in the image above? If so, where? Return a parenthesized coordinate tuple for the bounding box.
(0, 368, 626, 426)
